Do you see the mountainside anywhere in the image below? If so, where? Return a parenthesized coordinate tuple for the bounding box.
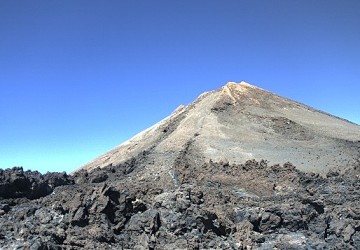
(81, 82, 360, 175)
(1, 82, 360, 249)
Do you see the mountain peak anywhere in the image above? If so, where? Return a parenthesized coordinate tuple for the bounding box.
(79, 81, 360, 176)
(224, 81, 261, 90)
(216, 81, 264, 106)
(223, 81, 250, 92)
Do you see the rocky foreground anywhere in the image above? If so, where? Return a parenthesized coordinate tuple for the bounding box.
(0, 159, 359, 249)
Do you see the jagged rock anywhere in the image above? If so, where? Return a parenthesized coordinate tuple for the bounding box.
(90, 173, 108, 183)
(71, 207, 88, 227)
(258, 212, 282, 232)
(0, 204, 10, 215)
(1, 160, 360, 248)
(0, 167, 73, 200)
(126, 209, 160, 234)
(343, 224, 356, 243)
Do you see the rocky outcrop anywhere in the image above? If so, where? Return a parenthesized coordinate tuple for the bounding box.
(0, 167, 73, 200)
(1, 160, 359, 249)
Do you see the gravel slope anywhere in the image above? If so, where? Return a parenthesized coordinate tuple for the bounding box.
(79, 82, 360, 176)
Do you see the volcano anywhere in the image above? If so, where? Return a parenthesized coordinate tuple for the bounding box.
(81, 81, 360, 176)
(1, 81, 360, 249)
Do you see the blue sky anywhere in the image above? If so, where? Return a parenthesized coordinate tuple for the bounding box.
(1, 0, 359, 173)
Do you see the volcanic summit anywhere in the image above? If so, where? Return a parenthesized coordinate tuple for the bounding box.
(81, 81, 360, 175)
(1, 81, 360, 249)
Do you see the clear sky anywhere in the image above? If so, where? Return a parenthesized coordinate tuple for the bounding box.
(1, 0, 359, 173)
